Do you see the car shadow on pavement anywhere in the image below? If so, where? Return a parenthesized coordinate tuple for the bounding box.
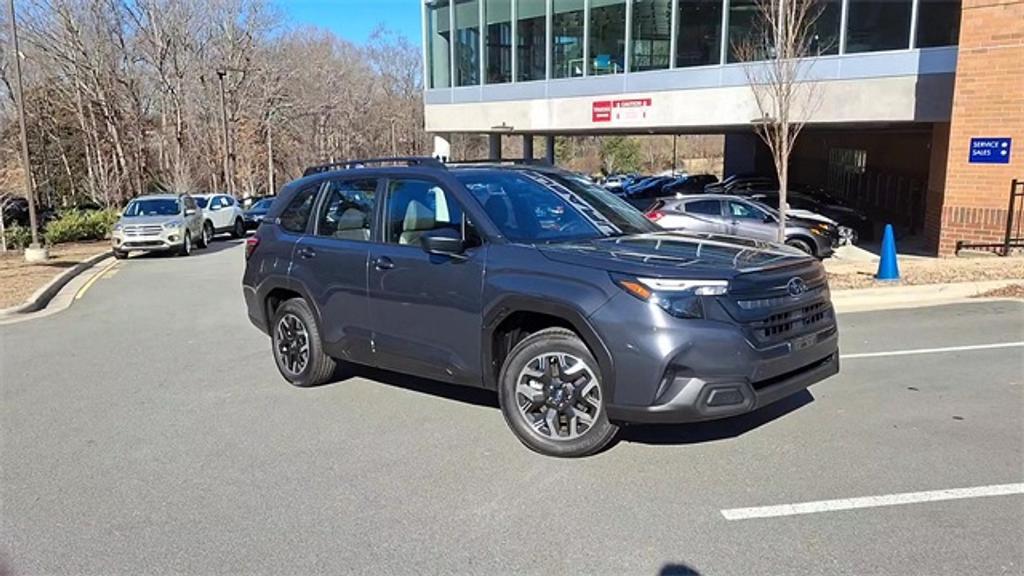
(615, 390, 814, 446)
(659, 563, 703, 576)
(333, 364, 499, 409)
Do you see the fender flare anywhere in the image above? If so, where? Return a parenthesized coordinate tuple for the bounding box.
(481, 295, 616, 399)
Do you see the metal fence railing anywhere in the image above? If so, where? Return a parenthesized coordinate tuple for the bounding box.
(956, 179, 1024, 256)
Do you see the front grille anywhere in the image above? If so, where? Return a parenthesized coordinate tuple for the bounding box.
(124, 225, 162, 237)
(745, 301, 831, 345)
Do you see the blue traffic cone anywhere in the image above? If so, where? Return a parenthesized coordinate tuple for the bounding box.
(876, 224, 900, 281)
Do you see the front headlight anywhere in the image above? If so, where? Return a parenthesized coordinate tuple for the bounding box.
(612, 275, 728, 319)
(113, 223, 123, 232)
(163, 220, 183, 229)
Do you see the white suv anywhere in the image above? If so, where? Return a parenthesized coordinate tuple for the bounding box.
(194, 194, 246, 239)
(112, 194, 209, 258)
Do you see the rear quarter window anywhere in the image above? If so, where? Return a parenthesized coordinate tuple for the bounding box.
(279, 185, 320, 233)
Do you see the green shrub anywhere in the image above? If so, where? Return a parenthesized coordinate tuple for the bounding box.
(2, 224, 32, 250)
(43, 209, 119, 245)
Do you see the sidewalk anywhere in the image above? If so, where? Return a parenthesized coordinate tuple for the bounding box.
(825, 246, 1024, 290)
(0, 242, 111, 310)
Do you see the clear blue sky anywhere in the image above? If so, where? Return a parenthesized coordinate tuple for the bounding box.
(276, 0, 422, 45)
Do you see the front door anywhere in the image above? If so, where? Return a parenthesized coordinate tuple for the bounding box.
(726, 199, 778, 242)
(367, 177, 486, 386)
(293, 177, 378, 363)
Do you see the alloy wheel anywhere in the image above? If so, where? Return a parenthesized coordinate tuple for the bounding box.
(275, 313, 310, 376)
(515, 352, 601, 441)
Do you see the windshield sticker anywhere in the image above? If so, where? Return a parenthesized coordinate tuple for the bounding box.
(521, 172, 622, 236)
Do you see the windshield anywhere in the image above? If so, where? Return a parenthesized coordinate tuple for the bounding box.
(456, 170, 658, 244)
(251, 198, 274, 211)
(123, 198, 180, 217)
(194, 197, 209, 208)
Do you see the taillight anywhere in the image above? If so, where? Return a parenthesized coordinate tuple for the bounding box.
(646, 211, 664, 222)
(245, 235, 260, 259)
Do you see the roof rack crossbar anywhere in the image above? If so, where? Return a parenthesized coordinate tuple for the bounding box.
(303, 156, 444, 176)
(443, 158, 552, 166)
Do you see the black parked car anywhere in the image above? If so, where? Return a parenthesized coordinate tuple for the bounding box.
(243, 197, 276, 230)
(243, 158, 839, 457)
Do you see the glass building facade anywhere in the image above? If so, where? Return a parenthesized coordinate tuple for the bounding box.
(425, 0, 961, 86)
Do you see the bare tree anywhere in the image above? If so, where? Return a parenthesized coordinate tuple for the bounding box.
(735, 0, 826, 242)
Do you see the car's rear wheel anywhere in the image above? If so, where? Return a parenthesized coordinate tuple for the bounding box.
(498, 328, 618, 457)
(113, 250, 127, 260)
(232, 218, 245, 238)
(271, 298, 336, 388)
(199, 221, 213, 248)
(178, 230, 192, 256)
(785, 237, 815, 256)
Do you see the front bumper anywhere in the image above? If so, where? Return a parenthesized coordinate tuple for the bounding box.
(111, 230, 185, 252)
(593, 291, 840, 425)
(243, 216, 265, 230)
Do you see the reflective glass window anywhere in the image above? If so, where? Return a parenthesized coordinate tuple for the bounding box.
(846, 0, 912, 53)
(427, 1, 452, 88)
(485, 0, 513, 83)
(552, 0, 585, 78)
(916, 0, 961, 47)
(589, 0, 627, 75)
(454, 0, 481, 86)
(517, 0, 547, 80)
(675, 0, 723, 67)
(630, 0, 672, 72)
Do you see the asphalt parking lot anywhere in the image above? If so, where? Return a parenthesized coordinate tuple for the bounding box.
(2, 241, 1022, 576)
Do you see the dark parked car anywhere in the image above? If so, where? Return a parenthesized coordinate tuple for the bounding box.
(745, 190, 872, 244)
(243, 197, 275, 230)
(243, 158, 839, 457)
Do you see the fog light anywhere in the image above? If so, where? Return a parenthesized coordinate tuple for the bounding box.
(168, 235, 179, 242)
(707, 387, 744, 407)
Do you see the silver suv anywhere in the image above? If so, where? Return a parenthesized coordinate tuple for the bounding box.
(112, 194, 210, 259)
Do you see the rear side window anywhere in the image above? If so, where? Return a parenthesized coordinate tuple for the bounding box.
(317, 179, 377, 242)
(279, 185, 319, 233)
(684, 200, 721, 216)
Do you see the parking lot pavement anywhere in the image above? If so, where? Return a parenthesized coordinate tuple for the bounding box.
(2, 242, 1022, 576)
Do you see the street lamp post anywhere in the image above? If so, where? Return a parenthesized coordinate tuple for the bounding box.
(216, 70, 232, 196)
(7, 0, 47, 262)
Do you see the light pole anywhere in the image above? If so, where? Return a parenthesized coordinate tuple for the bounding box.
(7, 0, 46, 262)
(216, 69, 232, 195)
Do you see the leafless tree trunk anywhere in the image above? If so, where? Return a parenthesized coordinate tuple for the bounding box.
(735, 0, 826, 242)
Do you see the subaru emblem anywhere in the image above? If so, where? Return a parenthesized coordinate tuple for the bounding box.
(787, 277, 808, 297)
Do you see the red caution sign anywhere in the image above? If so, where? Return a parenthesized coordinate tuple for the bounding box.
(592, 98, 652, 123)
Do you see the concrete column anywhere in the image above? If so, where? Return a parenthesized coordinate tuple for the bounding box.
(488, 133, 502, 161)
(522, 134, 534, 161)
(723, 133, 771, 176)
(545, 135, 556, 164)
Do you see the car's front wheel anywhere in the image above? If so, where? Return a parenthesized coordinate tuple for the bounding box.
(785, 237, 815, 256)
(232, 218, 245, 238)
(271, 298, 336, 388)
(498, 328, 618, 457)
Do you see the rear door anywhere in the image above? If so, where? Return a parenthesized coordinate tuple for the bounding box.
(292, 177, 378, 363)
(366, 176, 486, 386)
(726, 199, 777, 241)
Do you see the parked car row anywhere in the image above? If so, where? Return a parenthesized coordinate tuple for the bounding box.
(111, 193, 274, 259)
(602, 171, 871, 253)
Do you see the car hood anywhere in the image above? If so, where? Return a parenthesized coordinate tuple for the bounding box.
(788, 209, 838, 226)
(538, 232, 814, 279)
(120, 215, 181, 226)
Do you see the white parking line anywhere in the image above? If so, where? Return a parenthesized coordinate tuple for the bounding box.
(841, 341, 1024, 360)
(721, 483, 1024, 521)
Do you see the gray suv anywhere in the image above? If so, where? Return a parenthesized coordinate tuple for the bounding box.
(242, 159, 839, 457)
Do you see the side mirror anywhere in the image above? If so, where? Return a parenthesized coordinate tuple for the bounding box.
(763, 213, 774, 223)
(421, 228, 466, 258)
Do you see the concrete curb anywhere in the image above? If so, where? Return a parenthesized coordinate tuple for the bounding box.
(0, 250, 113, 318)
(832, 279, 1024, 313)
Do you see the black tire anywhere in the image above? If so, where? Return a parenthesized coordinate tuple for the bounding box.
(270, 298, 336, 388)
(231, 218, 245, 239)
(785, 237, 815, 257)
(498, 327, 618, 458)
(178, 230, 192, 256)
(199, 221, 213, 248)
(113, 250, 127, 260)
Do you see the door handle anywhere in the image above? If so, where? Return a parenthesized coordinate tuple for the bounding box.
(298, 247, 316, 259)
(373, 256, 394, 270)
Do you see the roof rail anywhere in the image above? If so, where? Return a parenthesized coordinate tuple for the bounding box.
(302, 156, 444, 176)
(444, 158, 553, 167)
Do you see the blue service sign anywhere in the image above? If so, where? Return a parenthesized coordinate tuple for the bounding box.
(969, 137, 1012, 164)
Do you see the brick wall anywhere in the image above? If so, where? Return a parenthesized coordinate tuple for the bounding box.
(935, 0, 1024, 254)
